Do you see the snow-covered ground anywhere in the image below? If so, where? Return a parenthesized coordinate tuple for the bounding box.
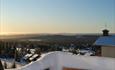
(7, 51, 115, 70)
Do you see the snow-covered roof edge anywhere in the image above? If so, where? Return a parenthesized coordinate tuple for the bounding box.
(94, 35, 115, 46)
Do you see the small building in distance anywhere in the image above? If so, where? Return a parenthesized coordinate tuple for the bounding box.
(94, 29, 115, 58)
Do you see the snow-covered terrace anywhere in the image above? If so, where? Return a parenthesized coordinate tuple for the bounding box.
(7, 51, 115, 70)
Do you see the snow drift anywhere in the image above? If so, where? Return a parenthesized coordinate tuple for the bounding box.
(9, 51, 115, 70)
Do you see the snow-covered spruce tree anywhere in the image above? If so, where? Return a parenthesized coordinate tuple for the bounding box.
(4, 61, 7, 69)
(11, 61, 16, 68)
(0, 59, 4, 70)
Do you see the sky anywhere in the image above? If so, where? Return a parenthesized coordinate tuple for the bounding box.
(0, 0, 115, 35)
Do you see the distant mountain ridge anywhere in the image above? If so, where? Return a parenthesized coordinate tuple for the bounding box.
(0, 33, 114, 40)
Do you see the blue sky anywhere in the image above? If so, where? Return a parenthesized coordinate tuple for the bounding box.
(0, 0, 115, 34)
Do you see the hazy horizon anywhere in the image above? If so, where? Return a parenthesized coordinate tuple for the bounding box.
(0, 0, 115, 35)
